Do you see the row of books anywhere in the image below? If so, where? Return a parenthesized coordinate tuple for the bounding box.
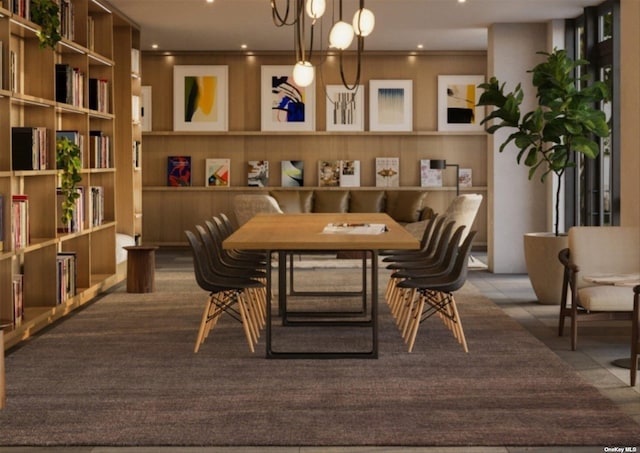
(55, 65, 110, 111)
(11, 128, 112, 170)
(56, 186, 105, 233)
(1, 252, 78, 330)
(59, 0, 75, 41)
(166, 156, 474, 188)
(12, 127, 48, 171)
(55, 64, 84, 107)
(56, 252, 77, 305)
(89, 78, 110, 113)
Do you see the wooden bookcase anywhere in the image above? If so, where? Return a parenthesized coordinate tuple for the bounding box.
(0, 1, 140, 350)
(140, 52, 488, 246)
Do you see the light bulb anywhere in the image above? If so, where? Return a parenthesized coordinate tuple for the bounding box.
(329, 21, 354, 50)
(293, 61, 315, 87)
(352, 8, 375, 37)
(305, 0, 325, 19)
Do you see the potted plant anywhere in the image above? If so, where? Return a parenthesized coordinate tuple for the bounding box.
(30, 0, 62, 49)
(477, 48, 610, 304)
(56, 137, 83, 231)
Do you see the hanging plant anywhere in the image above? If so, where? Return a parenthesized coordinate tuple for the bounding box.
(56, 137, 83, 228)
(30, 0, 62, 49)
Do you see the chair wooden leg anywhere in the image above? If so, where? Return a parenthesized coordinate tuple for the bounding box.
(194, 294, 225, 353)
(236, 291, 256, 353)
(406, 292, 426, 352)
(448, 295, 468, 353)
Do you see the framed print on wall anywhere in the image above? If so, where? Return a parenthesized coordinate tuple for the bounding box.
(261, 65, 315, 132)
(173, 65, 228, 131)
(325, 85, 364, 132)
(369, 80, 413, 132)
(437, 75, 485, 132)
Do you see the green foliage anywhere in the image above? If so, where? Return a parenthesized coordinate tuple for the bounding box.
(56, 137, 83, 228)
(477, 49, 610, 235)
(30, 0, 61, 49)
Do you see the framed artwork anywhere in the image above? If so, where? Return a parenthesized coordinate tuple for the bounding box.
(325, 85, 364, 131)
(369, 80, 413, 132)
(173, 65, 228, 131)
(261, 65, 315, 131)
(437, 75, 484, 131)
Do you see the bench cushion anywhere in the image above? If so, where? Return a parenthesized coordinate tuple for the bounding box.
(385, 190, 427, 223)
(314, 190, 349, 213)
(578, 285, 635, 312)
(349, 190, 385, 213)
(269, 190, 313, 213)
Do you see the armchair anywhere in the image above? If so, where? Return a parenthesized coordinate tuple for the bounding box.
(558, 226, 640, 351)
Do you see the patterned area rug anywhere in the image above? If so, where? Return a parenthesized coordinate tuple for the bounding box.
(0, 267, 637, 446)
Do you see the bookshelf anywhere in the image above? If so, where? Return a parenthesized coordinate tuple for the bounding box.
(0, 1, 140, 350)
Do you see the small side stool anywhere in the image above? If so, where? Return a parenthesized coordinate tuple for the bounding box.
(124, 246, 159, 293)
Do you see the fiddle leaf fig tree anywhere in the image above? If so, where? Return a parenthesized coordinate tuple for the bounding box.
(30, 0, 62, 49)
(477, 49, 610, 236)
(56, 137, 83, 229)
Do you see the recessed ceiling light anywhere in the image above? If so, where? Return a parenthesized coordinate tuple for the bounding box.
(206, 0, 214, 3)
(241, 44, 248, 50)
(417, 44, 424, 49)
(151, 44, 158, 49)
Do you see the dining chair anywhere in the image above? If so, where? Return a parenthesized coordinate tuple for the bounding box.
(387, 225, 466, 327)
(185, 229, 264, 353)
(394, 230, 477, 353)
(196, 224, 267, 328)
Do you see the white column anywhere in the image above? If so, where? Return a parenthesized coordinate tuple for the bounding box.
(486, 23, 549, 273)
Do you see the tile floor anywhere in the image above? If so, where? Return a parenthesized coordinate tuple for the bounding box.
(1, 248, 638, 453)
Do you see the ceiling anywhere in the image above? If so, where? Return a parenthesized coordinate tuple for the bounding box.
(107, 0, 604, 53)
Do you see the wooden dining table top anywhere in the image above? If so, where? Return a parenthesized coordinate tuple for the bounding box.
(223, 213, 420, 251)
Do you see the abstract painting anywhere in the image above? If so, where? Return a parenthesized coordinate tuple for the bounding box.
(261, 65, 315, 131)
(437, 75, 484, 131)
(325, 85, 364, 131)
(173, 65, 228, 131)
(369, 80, 413, 131)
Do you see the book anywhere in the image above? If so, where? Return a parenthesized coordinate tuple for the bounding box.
(375, 157, 400, 187)
(13, 273, 23, 327)
(281, 160, 304, 187)
(205, 158, 231, 187)
(318, 160, 341, 187)
(420, 159, 443, 187)
(141, 86, 152, 132)
(339, 160, 360, 187)
(9, 49, 17, 92)
(459, 168, 473, 188)
(89, 130, 111, 168)
(247, 160, 269, 187)
(167, 156, 192, 186)
(133, 140, 141, 169)
(11, 194, 29, 249)
(88, 186, 105, 227)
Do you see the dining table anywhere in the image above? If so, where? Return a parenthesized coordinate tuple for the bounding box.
(222, 212, 420, 358)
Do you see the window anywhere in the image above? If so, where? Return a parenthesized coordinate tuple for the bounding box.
(565, 0, 619, 228)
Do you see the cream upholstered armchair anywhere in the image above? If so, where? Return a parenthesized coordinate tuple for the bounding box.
(558, 226, 640, 351)
(233, 194, 284, 227)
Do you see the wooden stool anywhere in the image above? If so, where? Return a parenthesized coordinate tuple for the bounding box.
(124, 246, 159, 293)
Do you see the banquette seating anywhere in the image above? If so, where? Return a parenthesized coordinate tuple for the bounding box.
(267, 189, 433, 228)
